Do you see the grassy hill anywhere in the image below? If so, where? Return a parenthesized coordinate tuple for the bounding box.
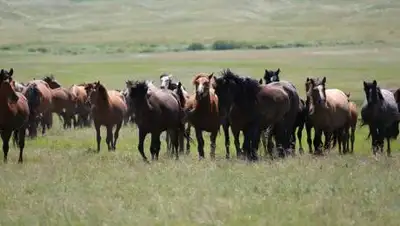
(1, 0, 399, 54)
(1, 1, 400, 225)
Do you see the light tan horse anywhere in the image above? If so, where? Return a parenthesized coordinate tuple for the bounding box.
(185, 73, 220, 159)
(85, 81, 127, 151)
(69, 84, 91, 127)
(306, 77, 351, 155)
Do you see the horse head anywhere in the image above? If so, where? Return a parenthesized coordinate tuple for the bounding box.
(160, 73, 173, 89)
(0, 68, 14, 82)
(43, 74, 61, 89)
(0, 78, 19, 103)
(363, 80, 383, 105)
(129, 80, 149, 101)
(263, 68, 280, 84)
(192, 72, 214, 101)
(306, 77, 327, 107)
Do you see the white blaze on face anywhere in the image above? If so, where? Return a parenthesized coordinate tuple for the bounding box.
(316, 85, 326, 104)
(271, 75, 278, 82)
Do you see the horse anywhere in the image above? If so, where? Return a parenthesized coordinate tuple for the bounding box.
(361, 80, 399, 156)
(185, 73, 221, 159)
(69, 84, 91, 127)
(0, 72, 30, 163)
(306, 77, 351, 155)
(22, 79, 53, 138)
(263, 68, 304, 155)
(215, 69, 291, 160)
(128, 80, 185, 161)
(85, 81, 127, 152)
(42, 75, 62, 89)
(263, 68, 300, 157)
(159, 73, 193, 154)
(49, 87, 77, 129)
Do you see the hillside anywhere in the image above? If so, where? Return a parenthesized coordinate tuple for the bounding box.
(0, 0, 399, 54)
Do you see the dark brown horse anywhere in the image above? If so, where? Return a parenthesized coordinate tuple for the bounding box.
(42, 75, 61, 89)
(306, 77, 351, 155)
(23, 80, 53, 137)
(0, 71, 29, 163)
(185, 73, 221, 159)
(128, 80, 184, 161)
(85, 81, 127, 152)
(215, 69, 291, 160)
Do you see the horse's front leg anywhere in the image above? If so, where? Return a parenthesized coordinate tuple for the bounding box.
(305, 121, 313, 154)
(94, 123, 101, 152)
(210, 130, 218, 160)
(222, 121, 230, 159)
(1, 130, 12, 163)
(138, 129, 148, 162)
(17, 128, 26, 163)
(195, 128, 205, 160)
(105, 125, 114, 151)
(185, 123, 191, 155)
(150, 132, 161, 161)
(313, 128, 323, 155)
(297, 122, 304, 155)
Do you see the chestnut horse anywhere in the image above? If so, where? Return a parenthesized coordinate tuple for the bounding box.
(128, 80, 185, 161)
(69, 84, 91, 127)
(185, 73, 222, 159)
(23, 80, 53, 138)
(306, 77, 351, 155)
(85, 81, 127, 152)
(0, 71, 29, 163)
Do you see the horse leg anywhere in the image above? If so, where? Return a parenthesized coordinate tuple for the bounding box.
(313, 128, 323, 155)
(17, 128, 26, 163)
(297, 122, 304, 155)
(210, 131, 218, 160)
(195, 128, 205, 160)
(232, 129, 242, 159)
(386, 136, 392, 157)
(106, 125, 113, 151)
(337, 129, 343, 155)
(350, 126, 355, 153)
(95, 123, 101, 152)
(150, 132, 161, 161)
(260, 129, 267, 158)
(113, 121, 122, 150)
(1, 130, 12, 163)
(185, 124, 191, 155)
(222, 121, 230, 159)
(138, 129, 148, 162)
(173, 128, 181, 160)
(306, 121, 313, 154)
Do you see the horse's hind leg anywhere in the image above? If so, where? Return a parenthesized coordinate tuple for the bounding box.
(113, 121, 122, 150)
(386, 136, 392, 157)
(210, 131, 218, 160)
(232, 129, 242, 159)
(95, 123, 101, 152)
(17, 128, 26, 163)
(1, 130, 12, 163)
(195, 128, 205, 159)
(138, 129, 148, 162)
(313, 129, 323, 155)
(185, 124, 191, 155)
(150, 132, 161, 161)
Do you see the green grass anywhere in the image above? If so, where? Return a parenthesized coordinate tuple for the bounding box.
(1, 0, 400, 225)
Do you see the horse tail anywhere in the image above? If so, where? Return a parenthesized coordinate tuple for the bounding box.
(176, 82, 186, 109)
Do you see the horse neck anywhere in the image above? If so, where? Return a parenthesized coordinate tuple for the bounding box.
(95, 90, 110, 108)
(195, 94, 214, 111)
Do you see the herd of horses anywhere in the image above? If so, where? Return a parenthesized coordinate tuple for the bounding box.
(0, 67, 399, 164)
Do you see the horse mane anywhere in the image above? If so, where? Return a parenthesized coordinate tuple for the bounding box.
(96, 83, 110, 102)
(128, 81, 149, 100)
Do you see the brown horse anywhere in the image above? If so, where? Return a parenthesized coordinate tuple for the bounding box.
(185, 73, 220, 159)
(306, 77, 351, 155)
(0, 72, 29, 163)
(49, 88, 77, 129)
(128, 80, 185, 161)
(85, 81, 127, 151)
(42, 75, 62, 89)
(69, 84, 91, 127)
(23, 80, 53, 137)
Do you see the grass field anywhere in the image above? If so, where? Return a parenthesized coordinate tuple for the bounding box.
(1, 0, 400, 225)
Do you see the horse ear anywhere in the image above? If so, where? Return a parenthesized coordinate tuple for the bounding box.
(276, 68, 280, 75)
(306, 77, 309, 82)
(9, 68, 13, 76)
(168, 74, 173, 79)
(0, 69, 3, 75)
(310, 78, 315, 86)
(259, 79, 263, 84)
(373, 80, 377, 86)
(363, 81, 367, 88)
(322, 77, 326, 84)
(209, 73, 214, 80)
